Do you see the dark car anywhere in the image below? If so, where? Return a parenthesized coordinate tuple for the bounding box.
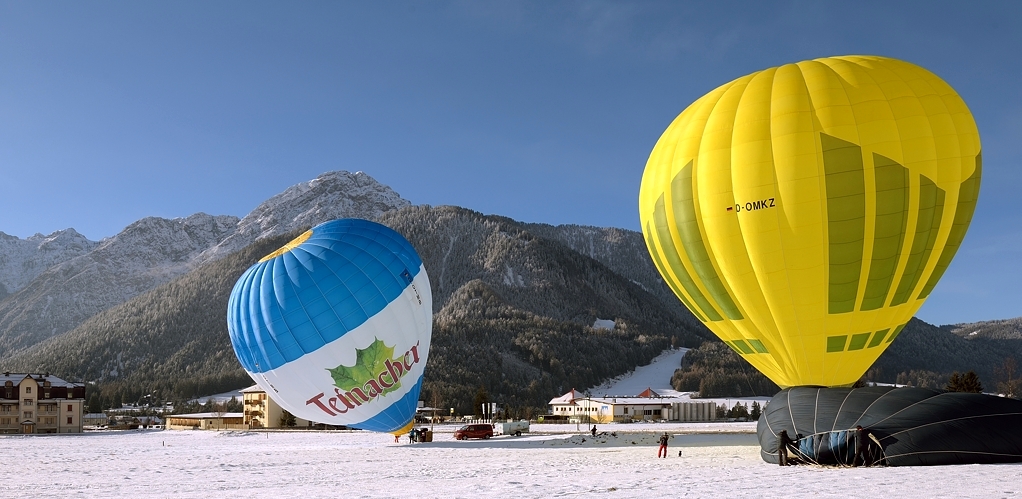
(454, 424, 494, 440)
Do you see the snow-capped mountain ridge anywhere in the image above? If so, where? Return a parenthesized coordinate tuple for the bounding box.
(0, 171, 410, 356)
(196, 171, 410, 263)
(0, 228, 99, 299)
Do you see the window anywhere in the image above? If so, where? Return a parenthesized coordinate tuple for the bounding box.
(67, 416, 73, 424)
(623, 408, 629, 414)
(23, 399, 33, 406)
(67, 404, 73, 412)
(24, 411, 33, 419)
(25, 387, 32, 394)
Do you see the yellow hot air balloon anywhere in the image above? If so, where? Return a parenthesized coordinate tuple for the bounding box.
(639, 55, 981, 387)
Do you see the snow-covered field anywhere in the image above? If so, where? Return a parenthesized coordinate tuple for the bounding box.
(8, 350, 1018, 498)
(3, 424, 1021, 498)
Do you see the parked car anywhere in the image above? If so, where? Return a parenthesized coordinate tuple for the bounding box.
(454, 424, 494, 440)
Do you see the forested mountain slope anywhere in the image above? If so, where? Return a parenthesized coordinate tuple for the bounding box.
(8, 206, 711, 411)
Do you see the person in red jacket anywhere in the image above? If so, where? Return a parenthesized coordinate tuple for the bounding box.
(657, 433, 670, 458)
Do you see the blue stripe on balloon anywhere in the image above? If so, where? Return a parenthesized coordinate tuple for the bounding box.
(227, 219, 423, 373)
(348, 376, 425, 433)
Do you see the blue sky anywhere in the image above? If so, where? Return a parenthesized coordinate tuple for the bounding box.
(2, 1, 1019, 325)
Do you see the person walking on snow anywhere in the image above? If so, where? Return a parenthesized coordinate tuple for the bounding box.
(657, 433, 670, 458)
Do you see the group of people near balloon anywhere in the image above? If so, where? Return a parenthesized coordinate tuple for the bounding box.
(776, 426, 873, 467)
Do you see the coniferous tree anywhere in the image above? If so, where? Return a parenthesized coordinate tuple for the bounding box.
(473, 385, 489, 419)
(279, 410, 297, 428)
(946, 371, 983, 393)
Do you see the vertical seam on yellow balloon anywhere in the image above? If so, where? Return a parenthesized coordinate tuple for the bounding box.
(891, 175, 945, 306)
(821, 132, 866, 315)
(919, 152, 981, 299)
(671, 161, 743, 320)
(692, 77, 778, 375)
(870, 57, 947, 312)
(800, 60, 846, 386)
(846, 58, 923, 320)
(652, 195, 721, 321)
(860, 155, 909, 311)
(643, 221, 706, 322)
(687, 79, 750, 325)
(730, 66, 800, 385)
(818, 57, 874, 385)
(768, 61, 814, 387)
(821, 57, 903, 331)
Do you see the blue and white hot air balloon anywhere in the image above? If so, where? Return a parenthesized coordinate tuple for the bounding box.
(227, 219, 432, 435)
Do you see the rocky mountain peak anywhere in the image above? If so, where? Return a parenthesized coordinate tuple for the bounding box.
(0, 228, 100, 298)
(196, 170, 410, 263)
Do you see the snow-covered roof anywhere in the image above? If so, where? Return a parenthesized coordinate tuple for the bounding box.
(548, 389, 586, 405)
(549, 388, 714, 406)
(167, 412, 244, 419)
(240, 385, 264, 393)
(0, 372, 79, 386)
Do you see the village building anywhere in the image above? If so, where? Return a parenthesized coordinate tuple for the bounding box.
(0, 372, 85, 434)
(548, 388, 717, 423)
(82, 413, 109, 427)
(241, 385, 316, 429)
(165, 412, 245, 430)
(166, 386, 328, 430)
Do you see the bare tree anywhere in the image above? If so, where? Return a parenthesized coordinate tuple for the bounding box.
(995, 357, 1020, 399)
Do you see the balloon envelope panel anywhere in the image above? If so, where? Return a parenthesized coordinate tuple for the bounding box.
(638, 56, 981, 387)
(227, 219, 432, 433)
(758, 386, 1022, 466)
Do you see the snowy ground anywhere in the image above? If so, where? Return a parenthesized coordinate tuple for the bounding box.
(4, 424, 1021, 498)
(20, 349, 1014, 497)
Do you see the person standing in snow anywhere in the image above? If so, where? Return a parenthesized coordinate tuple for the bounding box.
(657, 433, 670, 458)
(777, 429, 797, 466)
(853, 425, 871, 466)
(591, 425, 597, 437)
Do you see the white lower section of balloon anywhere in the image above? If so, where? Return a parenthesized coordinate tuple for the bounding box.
(246, 267, 432, 425)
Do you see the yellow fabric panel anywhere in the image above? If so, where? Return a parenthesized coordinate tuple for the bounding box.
(638, 55, 981, 388)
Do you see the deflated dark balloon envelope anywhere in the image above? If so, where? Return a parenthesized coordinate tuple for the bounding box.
(758, 386, 1022, 466)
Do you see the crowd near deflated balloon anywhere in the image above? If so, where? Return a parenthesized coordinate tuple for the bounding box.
(639, 55, 981, 389)
(227, 219, 432, 435)
(759, 386, 1022, 467)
